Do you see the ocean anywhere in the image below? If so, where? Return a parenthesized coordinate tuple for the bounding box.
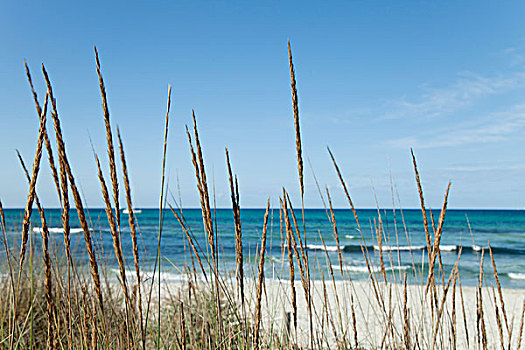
(2, 208, 524, 289)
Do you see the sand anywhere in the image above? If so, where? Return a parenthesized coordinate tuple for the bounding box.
(238, 279, 525, 349)
(153, 275, 525, 349)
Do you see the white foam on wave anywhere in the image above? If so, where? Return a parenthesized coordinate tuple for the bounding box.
(472, 245, 482, 251)
(439, 245, 458, 252)
(33, 227, 84, 234)
(307, 244, 340, 252)
(332, 264, 410, 273)
(372, 244, 458, 252)
(345, 235, 356, 239)
(508, 273, 525, 280)
(110, 268, 206, 283)
(333, 265, 370, 273)
(373, 245, 425, 252)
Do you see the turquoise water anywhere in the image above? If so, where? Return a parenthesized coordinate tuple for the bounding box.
(2, 208, 524, 289)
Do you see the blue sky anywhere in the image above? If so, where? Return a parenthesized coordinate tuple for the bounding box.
(1, 1, 524, 209)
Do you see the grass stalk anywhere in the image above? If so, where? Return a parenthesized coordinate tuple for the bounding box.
(425, 182, 451, 294)
(117, 128, 145, 348)
(225, 148, 245, 326)
(94, 47, 121, 234)
(144, 85, 171, 350)
(254, 199, 270, 349)
(16, 89, 47, 292)
(42, 64, 107, 344)
(517, 298, 525, 350)
(410, 149, 433, 268)
(24, 62, 62, 205)
(93, 153, 132, 345)
(281, 196, 297, 336)
(17, 150, 57, 349)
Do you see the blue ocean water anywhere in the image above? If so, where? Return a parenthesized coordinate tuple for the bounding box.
(1, 208, 524, 289)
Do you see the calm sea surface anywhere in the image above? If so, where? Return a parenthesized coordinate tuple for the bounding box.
(2, 208, 524, 289)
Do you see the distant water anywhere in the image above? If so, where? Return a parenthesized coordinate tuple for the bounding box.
(2, 208, 524, 289)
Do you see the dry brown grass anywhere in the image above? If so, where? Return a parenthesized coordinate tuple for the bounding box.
(94, 153, 131, 344)
(16, 150, 56, 348)
(94, 46, 122, 234)
(225, 149, 244, 309)
(17, 87, 47, 290)
(281, 196, 298, 335)
(1, 45, 523, 350)
(254, 199, 270, 349)
(43, 63, 106, 345)
(117, 127, 145, 346)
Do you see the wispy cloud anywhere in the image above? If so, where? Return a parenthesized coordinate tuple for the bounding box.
(441, 164, 525, 172)
(382, 70, 525, 120)
(387, 103, 525, 149)
(502, 46, 525, 67)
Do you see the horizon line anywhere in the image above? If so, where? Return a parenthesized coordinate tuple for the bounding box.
(1, 206, 523, 211)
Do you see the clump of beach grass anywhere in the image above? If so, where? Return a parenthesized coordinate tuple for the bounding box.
(0, 43, 523, 350)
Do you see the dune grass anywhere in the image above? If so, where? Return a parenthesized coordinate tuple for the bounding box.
(0, 44, 524, 349)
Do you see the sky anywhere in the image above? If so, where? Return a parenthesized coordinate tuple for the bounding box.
(0, 1, 524, 209)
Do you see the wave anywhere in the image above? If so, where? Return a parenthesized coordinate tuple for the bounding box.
(463, 245, 525, 255)
(439, 245, 458, 252)
(110, 268, 205, 283)
(345, 235, 356, 239)
(508, 273, 525, 280)
(33, 227, 84, 234)
(307, 244, 340, 252)
(373, 244, 458, 252)
(308, 242, 524, 256)
(343, 245, 365, 253)
(331, 264, 410, 273)
(373, 245, 425, 252)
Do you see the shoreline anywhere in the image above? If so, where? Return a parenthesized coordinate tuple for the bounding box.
(146, 277, 525, 348)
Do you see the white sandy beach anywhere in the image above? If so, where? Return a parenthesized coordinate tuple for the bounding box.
(152, 276, 525, 349)
(247, 279, 525, 349)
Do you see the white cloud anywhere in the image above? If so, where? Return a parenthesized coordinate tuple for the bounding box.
(382, 70, 525, 120)
(441, 164, 525, 172)
(387, 103, 525, 149)
(503, 47, 525, 67)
